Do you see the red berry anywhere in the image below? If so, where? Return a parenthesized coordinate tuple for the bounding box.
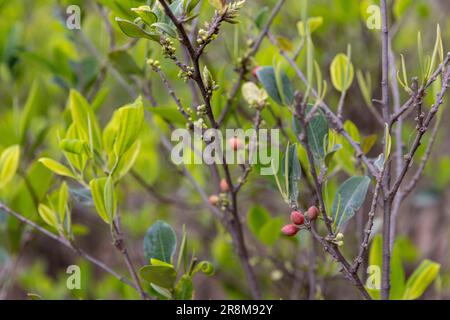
(307, 206, 319, 221)
(290, 211, 305, 225)
(252, 66, 261, 78)
(228, 137, 244, 151)
(281, 224, 300, 236)
(208, 195, 219, 206)
(220, 178, 230, 192)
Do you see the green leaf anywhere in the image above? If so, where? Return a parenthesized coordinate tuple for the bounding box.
(152, 22, 177, 38)
(0, 145, 20, 188)
(332, 176, 371, 231)
(149, 283, 173, 299)
(369, 234, 382, 269)
(67, 90, 102, 151)
(38, 204, 58, 229)
(103, 176, 116, 221)
(38, 158, 75, 179)
(115, 17, 160, 42)
(57, 182, 69, 224)
(282, 143, 301, 205)
(293, 107, 329, 160)
(403, 260, 440, 300)
(139, 265, 176, 289)
(113, 97, 145, 157)
(259, 217, 284, 246)
(19, 81, 45, 144)
(297, 16, 323, 37)
(384, 123, 392, 161)
(175, 275, 194, 300)
(361, 134, 378, 154)
(89, 178, 111, 224)
(247, 205, 270, 240)
(390, 240, 406, 300)
(144, 220, 177, 264)
(131, 6, 158, 26)
(192, 261, 215, 276)
(330, 53, 354, 92)
(256, 66, 293, 106)
(60, 139, 88, 156)
(176, 225, 188, 272)
(242, 82, 267, 105)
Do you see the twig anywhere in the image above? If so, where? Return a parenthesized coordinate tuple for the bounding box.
(267, 33, 379, 178)
(380, 0, 391, 301)
(218, 0, 286, 125)
(0, 202, 138, 292)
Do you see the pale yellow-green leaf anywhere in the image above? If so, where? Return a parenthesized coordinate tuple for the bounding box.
(67, 90, 102, 151)
(116, 140, 141, 180)
(242, 82, 267, 105)
(297, 17, 323, 37)
(38, 204, 59, 229)
(384, 123, 392, 161)
(0, 145, 20, 188)
(104, 176, 116, 221)
(330, 53, 354, 92)
(89, 178, 110, 224)
(113, 97, 145, 157)
(403, 260, 440, 300)
(38, 158, 75, 178)
(58, 182, 69, 223)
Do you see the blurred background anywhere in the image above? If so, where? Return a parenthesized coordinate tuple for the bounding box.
(1, 0, 450, 299)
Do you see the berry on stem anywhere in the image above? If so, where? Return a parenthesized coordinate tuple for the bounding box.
(220, 178, 230, 192)
(208, 195, 219, 206)
(252, 66, 261, 78)
(228, 137, 244, 151)
(307, 206, 319, 221)
(281, 224, 300, 236)
(290, 211, 305, 225)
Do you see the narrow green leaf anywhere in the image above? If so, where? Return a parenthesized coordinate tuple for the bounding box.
(89, 178, 110, 224)
(38, 204, 58, 229)
(403, 260, 440, 300)
(332, 176, 371, 231)
(0, 145, 20, 188)
(38, 158, 75, 179)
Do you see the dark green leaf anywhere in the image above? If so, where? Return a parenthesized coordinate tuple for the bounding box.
(139, 265, 176, 289)
(144, 220, 177, 263)
(281, 143, 301, 205)
(332, 176, 371, 231)
(256, 66, 294, 106)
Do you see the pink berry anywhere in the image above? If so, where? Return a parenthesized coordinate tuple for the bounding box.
(208, 195, 219, 206)
(290, 211, 305, 225)
(307, 206, 319, 221)
(228, 137, 244, 151)
(252, 66, 261, 78)
(220, 178, 230, 192)
(281, 224, 300, 236)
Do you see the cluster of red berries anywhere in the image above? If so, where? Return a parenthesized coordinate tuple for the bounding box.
(281, 206, 319, 236)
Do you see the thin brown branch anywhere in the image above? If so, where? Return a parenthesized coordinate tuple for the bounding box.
(0, 202, 138, 292)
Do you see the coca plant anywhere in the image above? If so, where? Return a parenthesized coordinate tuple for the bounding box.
(0, 0, 448, 300)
